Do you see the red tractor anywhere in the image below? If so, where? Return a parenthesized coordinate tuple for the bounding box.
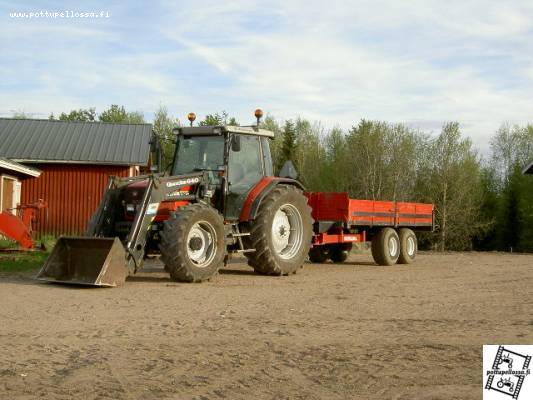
(37, 110, 433, 286)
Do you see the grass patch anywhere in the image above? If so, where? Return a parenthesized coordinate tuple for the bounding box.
(0, 238, 18, 249)
(39, 235, 57, 250)
(0, 235, 55, 273)
(0, 235, 56, 250)
(0, 251, 49, 273)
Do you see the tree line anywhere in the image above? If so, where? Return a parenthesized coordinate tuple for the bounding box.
(13, 105, 533, 252)
(263, 117, 533, 252)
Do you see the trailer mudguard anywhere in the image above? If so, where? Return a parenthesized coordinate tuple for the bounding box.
(239, 177, 305, 221)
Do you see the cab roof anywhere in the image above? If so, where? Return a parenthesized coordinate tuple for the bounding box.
(177, 125, 274, 138)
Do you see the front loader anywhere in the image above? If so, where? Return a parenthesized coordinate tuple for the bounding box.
(37, 110, 314, 286)
(37, 172, 207, 286)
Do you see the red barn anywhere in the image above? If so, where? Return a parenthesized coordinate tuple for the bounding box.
(0, 118, 152, 236)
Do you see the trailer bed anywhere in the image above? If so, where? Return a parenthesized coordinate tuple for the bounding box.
(305, 192, 433, 229)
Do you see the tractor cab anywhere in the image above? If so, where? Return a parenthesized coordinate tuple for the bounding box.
(171, 124, 275, 220)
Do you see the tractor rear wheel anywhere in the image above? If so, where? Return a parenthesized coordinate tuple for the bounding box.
(398, 228, 417, 264)
(329, 243, 352, 263)
(245, 185, 313, 275)
(160, 203, 225, 282)
(371, 227, 400, 266)
(309, 246, 329, 263)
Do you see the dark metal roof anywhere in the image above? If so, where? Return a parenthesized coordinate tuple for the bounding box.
(524, 161, 533, 175)
(0, 118, 152, 165)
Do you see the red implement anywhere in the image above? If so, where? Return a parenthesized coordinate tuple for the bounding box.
(0, 200, 46, 249)
(0, 212, 34, 248)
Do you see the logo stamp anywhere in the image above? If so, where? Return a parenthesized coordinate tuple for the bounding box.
(166, 177, 200, 188)
(484, 345, 532, 399)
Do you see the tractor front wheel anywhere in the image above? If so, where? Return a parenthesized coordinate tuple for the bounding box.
(160, 203, 225, 282)
(245, 185, 313, 275)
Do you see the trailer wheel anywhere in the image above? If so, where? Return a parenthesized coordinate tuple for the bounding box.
(398, 228, 417, 264)
(329, 243, 352, 263)
(245, 185, 313, 275)
(160, 203, 225, 282)
(371, 227, 400, 266)
(309, 246, 329, 263)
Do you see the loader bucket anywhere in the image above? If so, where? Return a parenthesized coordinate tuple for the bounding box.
(36, 237, 128, 287)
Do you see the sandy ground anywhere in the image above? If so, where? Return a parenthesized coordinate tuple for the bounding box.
(0, 251, 532, 400)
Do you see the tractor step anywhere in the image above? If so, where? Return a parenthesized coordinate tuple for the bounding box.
(232, 232, 250, 237)
(236, 248, 255, 253)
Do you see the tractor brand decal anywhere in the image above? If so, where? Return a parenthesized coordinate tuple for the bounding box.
(167, 190, 190, 197)
(484, 345, 532, 399)
(146, 202, 160, 215)
(166, 177, 200, 188)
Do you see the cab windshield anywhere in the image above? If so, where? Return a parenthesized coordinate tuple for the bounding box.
(172, 135, 225, 175)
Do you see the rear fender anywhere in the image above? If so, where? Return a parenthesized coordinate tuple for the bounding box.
(239, 177, 305, 222)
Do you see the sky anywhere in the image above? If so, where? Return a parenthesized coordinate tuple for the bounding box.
(1, 0, 533, 153)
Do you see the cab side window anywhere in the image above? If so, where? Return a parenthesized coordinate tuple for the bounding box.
(228, 135, 263, 188)
(261, 137, 273, 176)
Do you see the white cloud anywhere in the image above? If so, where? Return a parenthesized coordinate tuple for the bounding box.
(158, 0, 533, 152)
(1, 0, 532, 155)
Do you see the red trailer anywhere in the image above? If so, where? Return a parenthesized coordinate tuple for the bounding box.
(305, 192, 434, 266)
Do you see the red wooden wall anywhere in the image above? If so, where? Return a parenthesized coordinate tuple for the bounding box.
(21, 164, 133, 236)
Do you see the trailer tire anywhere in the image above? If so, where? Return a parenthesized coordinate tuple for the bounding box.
(309, 246, 329, 263)
(245, 185, 313, 275)
(329, 243, 352, 263)
(371, 227, 400, 266)
(398, 228, 417, 264)
(160, 203, 225, 282)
